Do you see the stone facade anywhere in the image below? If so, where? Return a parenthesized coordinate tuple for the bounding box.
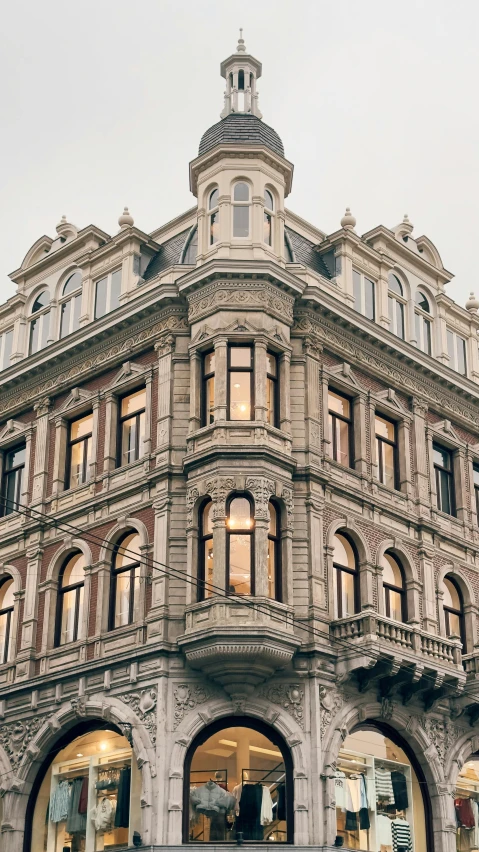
(1, 34, 479, 852)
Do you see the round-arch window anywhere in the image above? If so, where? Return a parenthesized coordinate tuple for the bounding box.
(62, 271, 82, 297)
(442, 576, 465, 647)
(333, 532, 358, 618)
(199, 500, 214, 600)
(264, 190, 274, 211)
(415, 290, 430, 313)
(110, 531, 141, 628)
(336, 726, 429, 852)
(209, 189, 219, 246)
(226, 496, 254, 595)
(56, 553, 86, 646)
(264, 190, 274, 246)
(388, 273, 403, 297)
(0, 577, 14, 663)
(31, 290, 50, 314)
(382, 552, 406, 622)
(209, 188, 219, 210)
(187, 721, 291, 843)
(29, 727, 140, 849)
(268, 501, 281, 601)
(234, 182, 249, 202)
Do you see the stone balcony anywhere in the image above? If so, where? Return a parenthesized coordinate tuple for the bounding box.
(177, 597, 301, 700)
(331, 611, 465, 708)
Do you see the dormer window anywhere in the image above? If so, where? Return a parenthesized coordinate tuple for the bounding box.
(232, 183, 250, 238)
(29, 290, 51, 355)
(264, 189, 274, 246)
(94, 269, 121, 319)
(415, 290, 432, 355)
(447, 328, 467, 375)
(353, 270, 375, 321)
(59, 271, 82, 338)
(209, 189, 219, 246)
(388, 273, 405, 340)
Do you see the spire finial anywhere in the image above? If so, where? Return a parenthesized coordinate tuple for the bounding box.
(118, 206, 134, 229)
(341, 207, 356, 231)
(237, 28, 246, 52)
(466, 292, 479, 313)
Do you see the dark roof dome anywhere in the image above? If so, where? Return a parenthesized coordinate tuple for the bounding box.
(199, 113, 284, 158)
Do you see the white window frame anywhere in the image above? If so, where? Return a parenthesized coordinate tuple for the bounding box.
(447, 328, 467, 375)
(208, 188, 219, 246)
(0, 329, 13, 371)
(264, 188, 274, 247)
(232, 182, 251, 239)
(414, 296, 432, 355)
(388, 274, 406, 340)
(353, 269, 376, 321)
(59, 272, 83, 339)
(94, 268, 122, 319)
(29, 292, 51, 356)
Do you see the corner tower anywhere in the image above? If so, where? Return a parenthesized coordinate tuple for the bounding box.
(190, 33, 294, 266)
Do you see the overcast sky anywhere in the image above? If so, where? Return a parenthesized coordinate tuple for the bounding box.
(1, 0, 478, 309)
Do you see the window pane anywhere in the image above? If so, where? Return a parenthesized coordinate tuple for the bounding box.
(121, 418, 138, 465)
(0, 611, 10, 662)
(29, 318, 39, 355)
(328, 390, 350, 419)
(268, 538, 277, 599)
(415, 312, 421, 347)
(266, 352, 277, 377)
(457, 336, 466, 375)
(228, 497, 252, 529)
(335, 418, 350, 466)
(365, 278, 375, 320)
(396, 301, 404, 339)
(353, 270, 361, 313)
(234, 182, 249, 202)
(61, 553, 85, 587)
(230, 347, 251, 368)
(95, 277, 107, 318)
(60, 299, 71, 339)
(388, 296, 394, 332)
(388, 589, 403, 622)
(474, 465, 479, 488)
(110, 270, 121, 311)
(121, 389, 146, 417)
(72, 293, 81, 333)
(340, 569, 356, 617)
(209, 188, 219, 210)
(375, 415, 395, 442)
(438, 468, 451, 514)
(229, 534, 251, 594)
(204, 352, 215, 374)
(447, 329, 455, 366)
(264, 212, 272, 245)
(32, 291, 50, 313)
(416, 290, 430, 312)
(60, 588, 77, 644)
(204, 537, 214, 598)
(6, 446, 25, 469)
(71, 414, 93, 441)
(443, 578, 461, 610)
(40, 311, 50, 349)
(433, 444, 450, 470)
(229, 372, 251, 419)
(0, 579, 14, 609)
(69, 441, 85, 487)
(210, 211, 219, 244)
(115, 533, 141, 569)
(206, 376, 215, 423)
(388, 273, 403, 296)
(268, 502, 277, 535)
(333, 534, 355, 569)
(424, 318, 432, 354)
(2, 330, 13, 369)
(381, 441, 395, 488)
(203, 501, 213, 534)
(264, 189, 274, 209)
(447, 611, 461, 638)
(5, 469, 22, 514)
(383, 554, 403, 588)
(233, 205, 249, 237)
(63, 271, 82, 296)
(266, 377, 276, 425)
(115, 570, 134, 627)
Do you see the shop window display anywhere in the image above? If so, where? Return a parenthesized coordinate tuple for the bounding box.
(455, 758, 479, 850)
(30, 728, 141, 852)
(188, 725, 288, 843)
(335, 728, 427, 851)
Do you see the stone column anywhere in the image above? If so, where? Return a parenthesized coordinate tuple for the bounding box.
(306, 495, 326, 612)
(51, 416, 67, 495)
(155, 335, 175, 456)
(31, 397, 51, 506)
(353, 393, 368, 476)
(398, 417, 413, 496)
(147, 494, 171, 638)
(321, 371, 332, 460)
(412, 398, 430, 515)
(16, 545, 43, 680)
(420, 544, 438, 634)
(279, 350, 291, 435)
(188, 349, 202, 433)
(20, 429, 32, 509)
(454, 447, 468, 523)
(254, 339, 267, 422)
(303, 337, 322, 462)
(103, 392, 118, 475)
(214, 338, 228, 423)
(89, 398, 100, 481)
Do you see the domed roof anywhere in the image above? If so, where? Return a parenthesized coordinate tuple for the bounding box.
(199, 113, 284, 158)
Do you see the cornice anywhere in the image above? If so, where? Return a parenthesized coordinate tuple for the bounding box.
(361, 224, 452, 282)
(177, 258, 304, 299)
(9, 225, 111, 283)
(189, 144, 294, 196)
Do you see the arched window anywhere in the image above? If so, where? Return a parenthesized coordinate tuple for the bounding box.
(442, 575, 465, 648)
(29, 290, 51, 355)
(183, 227, 198, 264)
(208, 189, 219, 246)
(55, 553, 86, 646)
(333, 532, 359, 618)
(59, 271, 82, 338)
(336, 725, 431, 852)
(382, 552, 406, 622)
(226, 495, 254, 595)
(232, 182, 250, 238)
(264, 189, 274, 246)
(198, 500, 213, 601)
(110, 531, 141, 629)
(201, 350, 215, 426)
(415, 290, 432, 354)
(268, 501, 281, 600)
(388, 273, 406, 340)
(0, 577, 14, 663)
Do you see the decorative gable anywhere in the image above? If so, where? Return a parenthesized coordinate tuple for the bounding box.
(429, 418, 464, 447)
(106, 360, 150, 392)
(373, 388, 410, 419)
(328, 362, 363, 391)
(58, 387, 95, 415)
(0, 419, 31, 446)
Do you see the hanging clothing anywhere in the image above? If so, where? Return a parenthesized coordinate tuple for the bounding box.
(359, 806, 370, 830)
(209, 811, 227, 841)
(334, 770, 346, 811)
(346, 776, 362, 812)
(345, 809, 358, 831)
(472, 799, 479, 848)
(260, 786, 273, 825)
(456, 798, 476, 829)
(78, 776, 89, 814)
(114, 766, 131, 828)
(391, 817, 413, 852)
(191, 781, 235, 818)
(91, 796, 116, 832)
(66, 777, 87, 834)
(377, 813, 393, 848)
(232, 783, 243, 816)
(236, 784, 263, 841)
(276, 783, 286, 822)
(391, 770, 408, 811)
(50, 780, 71, 823)
(375, 767, 395, 801)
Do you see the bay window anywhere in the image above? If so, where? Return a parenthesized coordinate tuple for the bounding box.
(226, 495, 254, 595)
(266, 351, 279, 427)
(232, 182, 250, 238)
(209, 188, 219, 245)
(201, 351, 215, 426)
(198, 499, 214, 600)
(228, 346, 253, 420)
(264, 189, 274, 245)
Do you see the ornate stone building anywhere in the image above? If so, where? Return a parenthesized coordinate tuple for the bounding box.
(1, 32, 479, 852)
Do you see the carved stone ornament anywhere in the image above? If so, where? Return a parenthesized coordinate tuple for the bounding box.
(187, 280, 295, 325)
(204, 476, 236, 520)
(120, 687, 158, 745)
(71, 696, 87, 717)
(281, 486, 294, 529)
(173, 684, 210, 729)
(319, 685, 343, 740)
(245, 477, 275, 521)
(259, 683, 304, 729)
(0, 716, 45, 771)
(380, 697, 395, 720)
(420, 715, 461, 767)
(186, 486, 200, 527)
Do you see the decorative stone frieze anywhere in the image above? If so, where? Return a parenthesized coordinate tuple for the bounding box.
(0, 715, 46, 771)
(259, 682, 304, 729)
(187, 279, 295, 325)
(120, 687, 158, 745)
(318, 685, 343, 740)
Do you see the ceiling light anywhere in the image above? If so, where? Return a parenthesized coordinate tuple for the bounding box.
(77, 753, 83, 757)
(99, 742, 108, 752)
(234, 383, 241, 388)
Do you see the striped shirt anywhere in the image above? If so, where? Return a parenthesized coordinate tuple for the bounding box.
(392, 817, 413, 852)
(375, 767, 394, 801)
(50, 780, 70, 823)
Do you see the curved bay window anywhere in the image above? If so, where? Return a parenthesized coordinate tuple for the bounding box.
(55, 553, 86, 646)
(442, 575, 465, 647)
(455, 757, 479, 850)
(333, 532, 359, 618)
(388, 273, 405, 339)
(0, 577, 14, 664)
(28, 726, 141, 852)
(227, 495, 254, 595)
(185, 718, 292, 843)
(209, 188, 219, 245)
(382, 552, 406, 622)
(228, 346, 253, 420)
(59, 271, 82, 338)
(109, 532, 141, 629)
(199, 500, 214, 600)
(29, 290, 51, 355)
(267, 501, 281, 601)
(232, 182, 250, 238)
(202, 350, 215, 426)
(335, 725, 430, 852)
(264, 189, 274, 246)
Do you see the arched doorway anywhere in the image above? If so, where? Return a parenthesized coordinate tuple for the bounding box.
(183, 716, 293, 844)
(454, 754, 479, 849)
(25, 720, 142, 852)
(334, 721, 433, 851)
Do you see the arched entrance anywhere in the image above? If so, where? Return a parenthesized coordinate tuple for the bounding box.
(183, 716, 294, 844)
(334, 721, 433, 851)
(25, 720, 142, 852)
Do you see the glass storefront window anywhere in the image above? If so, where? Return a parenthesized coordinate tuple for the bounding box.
(189, 725, 288, 843)
(455, 758, 479, 850)
(31, 728, 141, 851)
(335, 728, 427, 851)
